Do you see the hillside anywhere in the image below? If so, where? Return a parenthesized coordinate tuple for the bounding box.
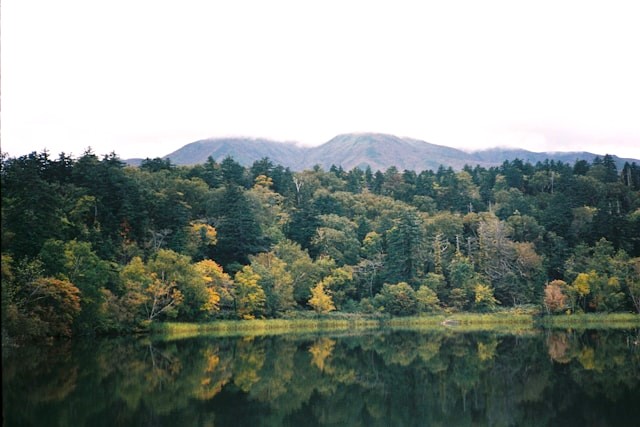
(164, 137, 305, 168)
(161, 133, 638, 171)
(303, 133, 485, 171)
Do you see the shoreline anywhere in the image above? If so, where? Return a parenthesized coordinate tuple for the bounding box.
(151, 312, 640, 340)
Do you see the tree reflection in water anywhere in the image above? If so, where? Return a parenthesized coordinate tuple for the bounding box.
(3, 329, 639, 426)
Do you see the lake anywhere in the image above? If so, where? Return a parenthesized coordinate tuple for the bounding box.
(3, 327, 639, 426)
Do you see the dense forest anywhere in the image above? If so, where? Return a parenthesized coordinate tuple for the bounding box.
(2, 150, 640, 340)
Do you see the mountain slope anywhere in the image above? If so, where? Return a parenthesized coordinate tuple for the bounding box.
(303, 133, 509, 171)
(164, 138, 305, 168)
(161, 133, 638, 171)
(468, 148, 614, 167)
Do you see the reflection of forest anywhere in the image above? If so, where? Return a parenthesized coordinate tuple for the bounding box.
(3, 330, 640, 426)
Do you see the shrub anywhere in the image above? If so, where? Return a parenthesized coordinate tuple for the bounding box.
(374, 282, 418, 316)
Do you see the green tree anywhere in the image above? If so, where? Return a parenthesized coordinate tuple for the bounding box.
(385, 208, 425, 284)
(627, 258, 640, 313)
(319, 265, 355, 310)
(246, 175, 288, 243)
(211, 184, 267, 270)
(446, 254, 476, 309)
(220, 156, 248, 186)
(113, 256, 153, 328)
(1, 152, 68, 258)
(273, 239, 326, 305)
(250, 252, 295, 316)
(586, 272, 625, 312)
(62, 240, 114, 332)
(311, 214, 360, 266)
(374, 282, 418, 316)
(115, 250, 211, 324)
(416, 285, 440, 312)
(147, 249, 208, 320)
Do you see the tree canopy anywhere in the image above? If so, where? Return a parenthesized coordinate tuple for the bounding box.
(2, 150, 639, 339)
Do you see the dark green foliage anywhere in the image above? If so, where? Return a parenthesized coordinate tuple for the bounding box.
(140, 157, 175, 173)
(210, 184, 268, 269)
(374, 282, 418, 315)
(2, 149, 639, 339)
(1, 152, 68, 258)
(384, 208, 424, 285)
(220, 156, 248, 187)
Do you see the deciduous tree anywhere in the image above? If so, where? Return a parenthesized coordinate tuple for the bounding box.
(543, 280, 568, 314)
(234, 266, 266, 319)
(308, 282, 336, 314)
(374, 282, 418, 316)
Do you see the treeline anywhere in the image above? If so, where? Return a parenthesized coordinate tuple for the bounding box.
(2, 150, 640, 339)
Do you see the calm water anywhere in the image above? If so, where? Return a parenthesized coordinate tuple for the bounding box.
(3, 328, 640, 426)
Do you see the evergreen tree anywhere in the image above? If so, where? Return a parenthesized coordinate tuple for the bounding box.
(212, 184, 267, 270)
(384, 208, 424, 285)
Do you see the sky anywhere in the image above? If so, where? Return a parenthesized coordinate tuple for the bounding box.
(2, 0, 640, 160)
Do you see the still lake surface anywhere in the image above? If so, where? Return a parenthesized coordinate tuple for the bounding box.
(3, 327, 640, 426)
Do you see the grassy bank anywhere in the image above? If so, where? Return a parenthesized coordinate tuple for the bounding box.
(151, 312, 640, 340)
(537, 312, 640, 329)
(151, 314, 380, 340)
(385, 313, 536, 333)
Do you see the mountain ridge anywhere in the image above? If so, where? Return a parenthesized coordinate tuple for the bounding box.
(157, 133, 638, 171)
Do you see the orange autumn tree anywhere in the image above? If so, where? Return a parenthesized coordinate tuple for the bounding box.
(543, 280, 568, 314)
(3, 255, 82, 338)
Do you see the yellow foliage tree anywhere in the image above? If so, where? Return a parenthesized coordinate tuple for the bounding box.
(145, 273, 184, 321)
(572, 272, 592, 312)
(190, 223, 218, 245)
(234, 266, 266, 319)
(573, 273, 591, 298)
(473, 283, 500, 312)
(194, 259, 232, 314)
(308, 281, 336, 314)
(185, 222, 218, 259)
(309, 338, 336, 372)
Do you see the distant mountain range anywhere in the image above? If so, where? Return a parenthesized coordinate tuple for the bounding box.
(135, 133, 638, 172)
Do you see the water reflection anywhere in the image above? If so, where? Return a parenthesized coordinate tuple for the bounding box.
(3, 329, 639, 426)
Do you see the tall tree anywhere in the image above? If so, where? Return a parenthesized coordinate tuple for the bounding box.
(384, 208, 425, 285)
(211, 184, 267, 270)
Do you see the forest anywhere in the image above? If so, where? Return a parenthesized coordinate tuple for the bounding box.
(2, 150, 640, 340)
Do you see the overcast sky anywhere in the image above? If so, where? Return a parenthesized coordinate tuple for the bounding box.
(3, 0, 640, 160)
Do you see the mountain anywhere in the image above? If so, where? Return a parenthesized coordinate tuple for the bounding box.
(163, 137, 305, 169)
(468, 148, 620, 168)
(160, 133, 638, 171)
(305, 133, 482, 171)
